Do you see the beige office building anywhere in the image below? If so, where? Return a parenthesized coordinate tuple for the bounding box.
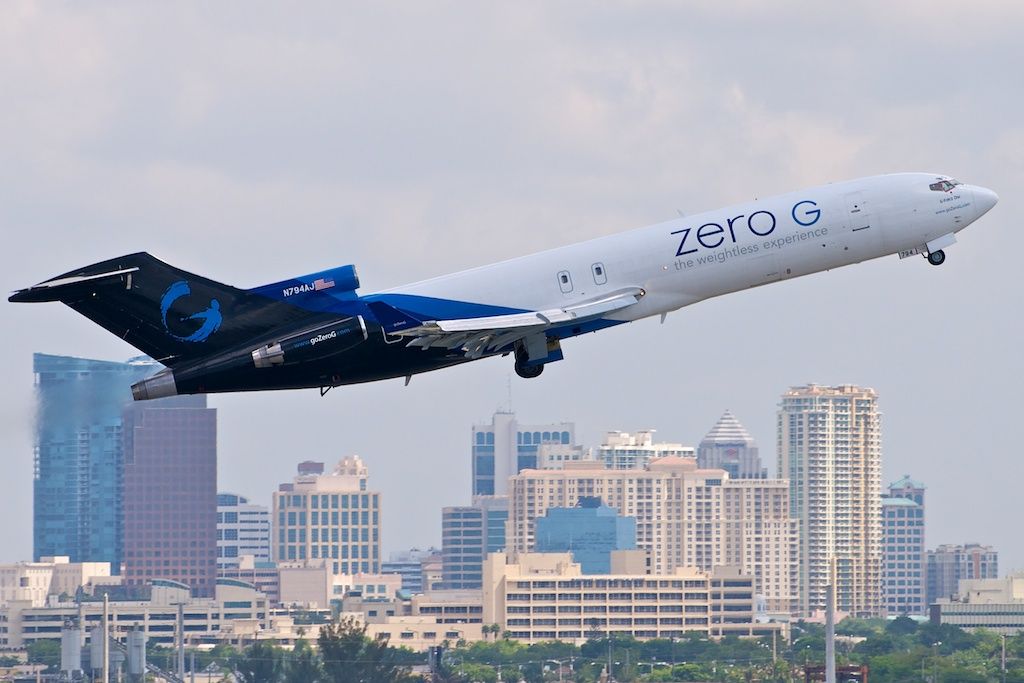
(481, 552, 785, 644)
(508, 458, 798, 613)
(931, 575, 1024, 635)
(777, 384, 883, 617)
(272, 457, 382, 575)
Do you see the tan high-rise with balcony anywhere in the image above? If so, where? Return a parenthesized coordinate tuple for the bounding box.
(508, 457, 798, 614)
(777, 384, 882, 617)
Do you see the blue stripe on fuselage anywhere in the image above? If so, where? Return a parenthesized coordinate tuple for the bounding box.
(247, 288, 528, 319)
(360, 293, 528, 320)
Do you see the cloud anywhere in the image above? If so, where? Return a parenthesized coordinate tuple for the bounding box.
(0, 1, 1021, 567)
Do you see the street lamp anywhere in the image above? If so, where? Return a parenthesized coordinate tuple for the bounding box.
(1002, 634, 1007, 683)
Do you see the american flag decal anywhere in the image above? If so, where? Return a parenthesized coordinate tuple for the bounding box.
(313, 278, 336, 291)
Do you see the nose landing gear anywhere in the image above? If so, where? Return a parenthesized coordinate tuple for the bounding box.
(927, 250, 946, 266)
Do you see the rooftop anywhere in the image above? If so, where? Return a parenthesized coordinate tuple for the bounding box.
(881, 497, 920, 508)
(700, 410, 756, 445)
(889, 474, 926, 490)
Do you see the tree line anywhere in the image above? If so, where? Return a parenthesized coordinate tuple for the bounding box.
(24, 615, 1024, 682)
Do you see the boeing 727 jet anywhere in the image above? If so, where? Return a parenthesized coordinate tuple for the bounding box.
(9, 173, 998, 400)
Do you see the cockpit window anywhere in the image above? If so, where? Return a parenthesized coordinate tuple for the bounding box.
(929, 179, 963, 192)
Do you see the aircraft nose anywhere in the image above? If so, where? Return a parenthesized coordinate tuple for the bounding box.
(973, 186, 999, 217)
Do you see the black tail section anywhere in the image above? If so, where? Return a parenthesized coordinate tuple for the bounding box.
(10, 253, 314, 367)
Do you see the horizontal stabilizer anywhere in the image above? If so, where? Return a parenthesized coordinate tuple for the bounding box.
(10, 267, 140, 303)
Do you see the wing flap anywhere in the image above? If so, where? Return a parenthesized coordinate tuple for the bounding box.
(436, 311, 548, 332)
(373, 287, 644, 358)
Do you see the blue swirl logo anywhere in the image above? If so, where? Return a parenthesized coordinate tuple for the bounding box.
(160, 281, 222, 343)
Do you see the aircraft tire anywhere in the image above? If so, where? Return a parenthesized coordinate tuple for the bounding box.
(927, 250, 946, 266)
(514, 359, 544, 379)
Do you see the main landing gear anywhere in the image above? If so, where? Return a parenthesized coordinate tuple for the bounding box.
(927, 250, 946, 266)
(514, 345, 544, 379)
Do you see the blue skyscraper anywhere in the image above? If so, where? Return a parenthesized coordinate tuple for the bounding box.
(33, 353, 156, 569)
(472, 410, 574, 496)
(534, 497, 636, 574)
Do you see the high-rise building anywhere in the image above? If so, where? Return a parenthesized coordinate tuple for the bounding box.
(777, 384, 883, 617)
(32, 354, 155, 569)
(382, 548, 440, 595)
(509, 458, 798, 613)
(441, 495, 508, 589)
(597, 431, 693, 470)
(927, 543, 999, 606)
(122, 395, 217, 596)
(272, 458, 382, 574)
(216, 493, 271, 572)
(471, 410, 575, 496)
(888, 474, 924, 506)
(881, 475, 926, 615)
(697, 411, 766, 478)
(534, 497, 637, 573)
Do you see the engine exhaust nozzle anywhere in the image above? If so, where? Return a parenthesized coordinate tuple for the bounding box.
(131, 369, 178, 401)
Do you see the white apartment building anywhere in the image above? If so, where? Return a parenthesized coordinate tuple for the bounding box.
(508, 458, 798, 614)
(217, 493, 271, 571)
(777, 384, 883, 617)
(0, 557, 117, 608)
(536, 443, 592, 469)
(472, 410, 576, 496)
(0, 579, 268, 649)
(597, 430, 693, 470)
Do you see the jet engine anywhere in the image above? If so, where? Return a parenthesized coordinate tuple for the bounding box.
(131, 315, 368, 400)
(251, 316, 368, 368)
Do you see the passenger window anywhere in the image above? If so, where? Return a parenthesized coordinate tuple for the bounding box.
(592, 263, 607, 285)
(557, 270, 573, 293)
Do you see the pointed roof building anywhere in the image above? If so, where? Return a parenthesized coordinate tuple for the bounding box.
(697, 410, 766, 479)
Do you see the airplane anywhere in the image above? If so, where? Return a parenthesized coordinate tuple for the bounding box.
(9, 173, 998, 401)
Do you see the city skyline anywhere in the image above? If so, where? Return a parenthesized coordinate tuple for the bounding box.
(10, 350, 1011, 630)
(13, 351, 1011, 577)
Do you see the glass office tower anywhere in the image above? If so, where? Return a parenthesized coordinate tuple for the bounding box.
(33, 353, 155, 570)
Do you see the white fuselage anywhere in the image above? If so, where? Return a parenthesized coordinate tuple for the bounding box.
(388, 173, 997, 322)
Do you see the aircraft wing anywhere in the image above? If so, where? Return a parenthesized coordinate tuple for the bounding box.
(366, 287, 644, 359)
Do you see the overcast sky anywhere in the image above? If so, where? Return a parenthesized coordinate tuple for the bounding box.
(2, 2, 1021, 571)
